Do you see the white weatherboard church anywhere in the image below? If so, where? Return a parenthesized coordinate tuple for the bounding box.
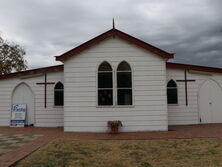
(0, 27, 222, 132)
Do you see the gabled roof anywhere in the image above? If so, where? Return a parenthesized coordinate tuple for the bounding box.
(55, 28, 174, 61)
(166, 62, 222, 74)
(0, 65, 64, 80)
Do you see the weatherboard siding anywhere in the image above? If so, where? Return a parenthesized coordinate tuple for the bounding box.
(167, 69, 222, 125)
(0, 71, 64, 127)
(64, 37, 168, 132)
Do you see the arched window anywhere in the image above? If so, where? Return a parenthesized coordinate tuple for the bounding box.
(167, 80, 178, 104)
(54, 82, 64, 106)
(117, 61, 132, 105)
(98, 62, 113, 105)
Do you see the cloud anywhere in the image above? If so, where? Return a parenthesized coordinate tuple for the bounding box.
(0, 0, 221, 69)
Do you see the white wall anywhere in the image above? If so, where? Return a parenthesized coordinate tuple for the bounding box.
(64, 37, 168, 132)
(167, 69, 222, 125)
(0, 71, 64, 127)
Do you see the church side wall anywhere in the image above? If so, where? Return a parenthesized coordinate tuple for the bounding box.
(0, 71, 64, 127)
(64, 37, 168, 132)
(167, 69, 222, 125)
(0, 79, 15, 126)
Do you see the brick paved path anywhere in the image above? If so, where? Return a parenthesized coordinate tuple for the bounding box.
(0, 134, 42, 156)
(1, 124, 222, 167)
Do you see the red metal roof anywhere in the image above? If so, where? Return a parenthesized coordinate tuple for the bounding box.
(0, 65, 64, 80)
(166, 62, 222, 73)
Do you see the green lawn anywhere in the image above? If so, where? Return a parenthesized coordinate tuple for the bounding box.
(14, 138, 222, 167)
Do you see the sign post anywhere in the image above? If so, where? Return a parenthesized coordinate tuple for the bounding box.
(10, 104, 27, 127)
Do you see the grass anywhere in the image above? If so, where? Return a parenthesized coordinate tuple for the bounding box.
(13, 138, 222, 167)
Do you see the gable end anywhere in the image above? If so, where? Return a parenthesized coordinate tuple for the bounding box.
(55, 28, 174, 62)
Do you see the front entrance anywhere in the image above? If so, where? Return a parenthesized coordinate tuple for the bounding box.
(199, 80, 222, 123)
(12, 83, 35, 125)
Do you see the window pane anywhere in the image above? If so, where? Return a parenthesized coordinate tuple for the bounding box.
(98, 62, 112, 71)
(167, 80, 177, 88)
(117, 72, 132, 88)
(98, 72, 113, 88)
(117, 89, 132, 105)
(55, 91, 64, 106)
(98, 90, 113, 105)
(167, 88, 178, 104)
(55, 82, 64, 89)
(117, 61, 131, 71)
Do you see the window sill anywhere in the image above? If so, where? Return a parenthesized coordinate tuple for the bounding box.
(96, 105, 135, 108)
(53, 106, 64, 108)
(167, 104, 179, 106)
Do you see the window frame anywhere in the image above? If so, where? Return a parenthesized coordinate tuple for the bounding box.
(96, 61, 134, 107)
(54, 81, 64, 107)
(116, 67, 133, 106)
(97, 62, 114, 106)
(167, 79, 178, 105)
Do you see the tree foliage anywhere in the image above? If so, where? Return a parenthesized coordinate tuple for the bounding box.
(0, 36, 27, 75)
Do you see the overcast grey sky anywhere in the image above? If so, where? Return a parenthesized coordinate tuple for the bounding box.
(0, 0, 222, 69)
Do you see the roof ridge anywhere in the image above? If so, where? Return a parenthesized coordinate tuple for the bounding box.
(56, 28, 174, 61)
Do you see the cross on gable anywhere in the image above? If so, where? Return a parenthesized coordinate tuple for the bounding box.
(36, 73, 55, 108)
(176, 70, 195, 106)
